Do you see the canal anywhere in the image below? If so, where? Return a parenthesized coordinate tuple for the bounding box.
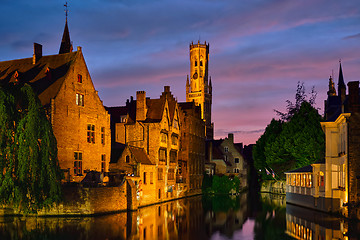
(0, 192, 359, 239)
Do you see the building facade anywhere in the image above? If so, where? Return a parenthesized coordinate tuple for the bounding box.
(108, 86, 181, 204)
(0, 21, 111, 182)
(207, 134, 248, 189)
(178, 102, 206, 193)
(286, 63, 360, 218)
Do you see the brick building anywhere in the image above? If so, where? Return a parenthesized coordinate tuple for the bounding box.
(178, 101, 206, 193)
(206, 134, 248, 188)
(186, 41, 213, 140)
(0, 20, 111, 182)
(108, 86, 181, 204)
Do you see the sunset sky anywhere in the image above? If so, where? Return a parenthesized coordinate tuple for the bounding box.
(1, 0, 360, 144)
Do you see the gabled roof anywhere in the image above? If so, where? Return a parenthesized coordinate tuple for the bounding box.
(0, 51, 78, 106)
(129, 146, 154, 165)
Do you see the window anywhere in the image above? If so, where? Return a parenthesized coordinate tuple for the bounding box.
(77, 74, 82, 83)
(224, 146, 229, 153)
(235, 158, 239, 163)
(195, 61, 197, 67)
(101, 154, 106, 173)
(150, 172, 153, 184)
(319, 172, 324, 187)
(161, 132, 167, 143)
(224, 155, 228, 162)
(76, 93, 84, 106)
(120, 115, 127, 123)
(144, 172, 147, 184)
(74, 152, 82, 175)
(158, 168, 163, 180)
(170, 151, 177, 163)
(171, 135, 178, 145)
(173, 118, 179, 129)
(159, 149, 167, 164)
(87, 124, 95, 143)
(234, 168, 239, 173)
(101, 127, 105, 145)
(168, 169, 174, 180)
(126, 155, 130, 163)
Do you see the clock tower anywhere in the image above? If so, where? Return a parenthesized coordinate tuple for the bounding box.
(186, 41, 213, 139)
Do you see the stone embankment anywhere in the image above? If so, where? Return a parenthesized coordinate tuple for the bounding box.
(260, 180, 286, 195)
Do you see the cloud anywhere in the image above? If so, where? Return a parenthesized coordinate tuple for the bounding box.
(343, 33, 360, 40)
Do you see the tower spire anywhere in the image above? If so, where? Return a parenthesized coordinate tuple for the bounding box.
(338, 60, 346, 102)
(59, 2, 73, 54)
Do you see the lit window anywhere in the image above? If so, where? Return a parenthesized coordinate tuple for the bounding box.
(87, 124, 95, 143)
(74, 152, 82, 175)
(101, 127, 105, 145)
(77, 74, 82, 83)
(120, 115, 127, 123)
(76, 93, 84, 106)
(101, 154, 106, 173)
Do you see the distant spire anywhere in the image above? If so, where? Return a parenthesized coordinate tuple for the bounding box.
(327, 75, 336, 96)
(59, 2, 73, 54)
(338, 60, 346, 94)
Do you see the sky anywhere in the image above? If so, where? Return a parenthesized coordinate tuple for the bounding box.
(1, 0, 360, 144)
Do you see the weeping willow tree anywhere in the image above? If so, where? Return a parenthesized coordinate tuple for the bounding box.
(0, 84, 62, 213)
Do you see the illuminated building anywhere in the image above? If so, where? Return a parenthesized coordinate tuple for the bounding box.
(206, 134, 248, 188)
(108, 86, 181, 205)
(178, 102, 206, 193)
(286, 63, 360, 218)
(0, 19, 111, 182)
(186, 41, 213, 140)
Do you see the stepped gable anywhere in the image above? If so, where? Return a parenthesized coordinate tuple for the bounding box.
(0, 51, 78, 106)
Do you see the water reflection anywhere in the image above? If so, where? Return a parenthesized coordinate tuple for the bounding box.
(2, 192, 359, 240)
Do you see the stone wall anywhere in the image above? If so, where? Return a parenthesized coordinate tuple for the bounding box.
(0, 179, 136, 216)
(260, 180, 286, 195)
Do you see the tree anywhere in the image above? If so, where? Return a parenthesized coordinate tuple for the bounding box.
(253, 119, 283, 179)
(0, 84, 63, 212)
(253, 83, 324, 179)
(266, 102, 324, 178)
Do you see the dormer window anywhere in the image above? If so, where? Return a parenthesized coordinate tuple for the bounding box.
(78, 74, 82, 83)
(120, 115, 127, 123)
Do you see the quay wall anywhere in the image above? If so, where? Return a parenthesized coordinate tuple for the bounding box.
(260, 180, 286, 195)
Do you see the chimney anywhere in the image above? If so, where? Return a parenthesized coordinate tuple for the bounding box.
(136, 91, 147, 121)
(348, 81, 359, 112)
(32, 43, 42, 64)
(228, 133, 234, 143)
(164, 86, 170, 93)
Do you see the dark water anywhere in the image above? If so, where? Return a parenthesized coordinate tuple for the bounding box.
(0, 192, 358, 240)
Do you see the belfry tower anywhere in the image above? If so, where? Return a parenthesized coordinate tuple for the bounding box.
(186, 41, 213, 139)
